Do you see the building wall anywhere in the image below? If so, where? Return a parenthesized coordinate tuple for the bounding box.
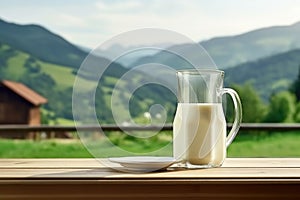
(28, 107, 41, 125)
(0, 86, 38, 125)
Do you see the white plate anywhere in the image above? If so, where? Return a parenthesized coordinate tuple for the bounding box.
(108, 156, 177, 171)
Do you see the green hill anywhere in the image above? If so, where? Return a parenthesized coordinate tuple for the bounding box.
(0, 42, 96, 119)
(202, 21, 300, 68)
(0, 42, 97, 90)
(0, 18, 127, 78)
(224, 49, 300, 100)
(0, 18, 157, 124)
(0, 18, 86, 68)
(0, 42, 176, 124)
(4, 18, 300, 124)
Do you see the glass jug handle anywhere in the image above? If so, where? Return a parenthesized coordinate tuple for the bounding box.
(221, 88, 242, 147)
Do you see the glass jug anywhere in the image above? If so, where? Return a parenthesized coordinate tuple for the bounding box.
(173, 69, 242, 168)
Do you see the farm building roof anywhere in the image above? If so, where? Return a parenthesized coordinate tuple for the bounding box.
(0, 80, 47, 106)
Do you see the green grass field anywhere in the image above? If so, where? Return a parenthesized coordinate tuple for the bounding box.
(0, 132, 299, 158)
(6, 52, 28, 79)
(228, 132, 300, 157)
(5, 49, 96, 91)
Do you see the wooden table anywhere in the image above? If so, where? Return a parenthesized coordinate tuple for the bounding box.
(0, 158, 300, 199)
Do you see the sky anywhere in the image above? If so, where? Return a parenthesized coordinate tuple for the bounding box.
(0, 0, 300, 49)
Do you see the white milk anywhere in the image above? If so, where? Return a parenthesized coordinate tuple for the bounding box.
(173, 103, 226, 167)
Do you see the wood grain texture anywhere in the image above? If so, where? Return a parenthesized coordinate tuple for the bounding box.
(0, 158, 300, 200)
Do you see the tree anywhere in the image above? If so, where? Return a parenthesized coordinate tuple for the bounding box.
(264, 91, 296, 123)
(293, 102, 300, 122)
(226, 83, 266, 123)
(290, 64, 300, 101)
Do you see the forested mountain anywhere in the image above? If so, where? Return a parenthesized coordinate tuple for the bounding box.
(225, 49, 300, 100)
(0, 19, 128, 77)
(0, 19, 176, 123)
(131, 21, 300, 69)
(1, 18, 300, 124)
(0, 18, 86, 68)
(202, 21, 300, 68)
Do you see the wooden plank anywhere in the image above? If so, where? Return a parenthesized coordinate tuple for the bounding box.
(0, 167, 300, 179)
(0, 158, 101, 169)
(0, 158, 300, 200)
(1, 158, 300, 169)
(0, 179, 300, 200)
(222, 158, 300, 168)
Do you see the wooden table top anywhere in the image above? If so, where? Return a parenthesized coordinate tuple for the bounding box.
(0, 158, 300, 199)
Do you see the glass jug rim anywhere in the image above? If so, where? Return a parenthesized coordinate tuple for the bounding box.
(177, 69, 224, 75)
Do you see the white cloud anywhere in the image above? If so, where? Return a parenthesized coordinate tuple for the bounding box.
(95, 1, 143, 13)
(56, 14, 86, 28)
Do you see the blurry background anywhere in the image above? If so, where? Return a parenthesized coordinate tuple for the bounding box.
(0, 0, 300, 158)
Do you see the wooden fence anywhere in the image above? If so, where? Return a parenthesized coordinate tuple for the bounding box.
(0, 123, 300, 139)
